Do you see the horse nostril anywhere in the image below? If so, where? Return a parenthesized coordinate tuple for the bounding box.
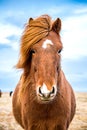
(39, 87, 44, 97)
(50, 87, 55, 94)
(39, 87, 42, 94)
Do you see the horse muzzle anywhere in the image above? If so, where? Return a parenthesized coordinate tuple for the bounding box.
(36, 83, 57, 103)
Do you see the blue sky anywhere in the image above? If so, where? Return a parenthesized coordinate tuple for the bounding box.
(0, 0, 87, 92)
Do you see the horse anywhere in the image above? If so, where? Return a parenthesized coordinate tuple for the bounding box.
(9, 91, 13, 97)
(0, 89, 2, 97)
(12, 15, 76, 130)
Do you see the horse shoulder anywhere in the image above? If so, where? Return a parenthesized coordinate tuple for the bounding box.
(60, 70, 76, 123)
(12, 77, 24, 128)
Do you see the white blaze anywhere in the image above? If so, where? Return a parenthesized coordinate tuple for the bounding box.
(42, 39, 53, 49)
(41, 83, 50, 94)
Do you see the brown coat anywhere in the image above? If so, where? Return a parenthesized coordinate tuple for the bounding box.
(12, 15, 76, 130)
(12, 71, 76, 130)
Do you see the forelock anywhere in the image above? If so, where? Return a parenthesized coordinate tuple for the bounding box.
(17, 15, 52, 68)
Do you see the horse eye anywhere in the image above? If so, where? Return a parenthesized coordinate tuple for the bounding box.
(31, 50, 36, 54)
(58, 49, 62, 54)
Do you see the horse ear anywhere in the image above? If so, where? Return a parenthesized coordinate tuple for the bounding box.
(52, 18, 61, 34)
(29, 17, 33, 24)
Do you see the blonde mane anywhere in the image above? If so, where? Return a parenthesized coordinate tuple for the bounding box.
(17, 15, 52, 68)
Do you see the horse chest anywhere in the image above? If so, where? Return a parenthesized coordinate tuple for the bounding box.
(23, 99, 69, 122)
(29, 124, 66, 130)
(24, 117, 67, 130)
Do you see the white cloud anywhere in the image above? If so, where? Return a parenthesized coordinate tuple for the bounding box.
(0, 23, 22, 50)
(0, 48, 18, 72)
(6, 10, 25, 18)
(61, 14, 87, 59)
(74, 7, 87, 14)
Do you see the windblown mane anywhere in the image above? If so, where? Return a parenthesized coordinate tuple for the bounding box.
(17, 15, 52, 68)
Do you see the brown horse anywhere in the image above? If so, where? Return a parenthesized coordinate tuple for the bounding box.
(12, 15, 76, 130)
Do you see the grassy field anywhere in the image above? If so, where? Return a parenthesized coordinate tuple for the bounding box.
(0, 92, 87, 130)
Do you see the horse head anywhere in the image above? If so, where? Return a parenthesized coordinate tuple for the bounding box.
(17, 15, 63, 103)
